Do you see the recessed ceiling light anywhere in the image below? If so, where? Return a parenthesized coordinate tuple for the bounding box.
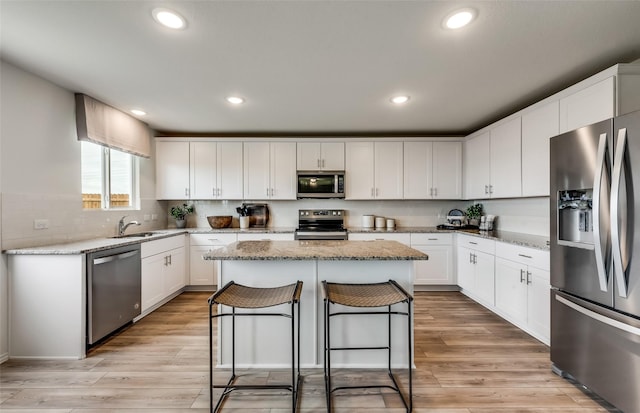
(152, 8, 187, 30)
(444, 8, 476, 29)
(390, 95, 410, 104)
(226, 96, 245, 105)
(130, 109, 146, 116)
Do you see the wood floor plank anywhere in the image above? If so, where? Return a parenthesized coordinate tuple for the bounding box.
(0, 291, 612, 411)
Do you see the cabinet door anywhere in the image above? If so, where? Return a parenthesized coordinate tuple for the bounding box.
(345, 142, 375, 199)
(164, 247, 186, 296)
(474, 250, 495, 306)
(321, 142, 345, 170)
(432, 141, 462, 199)
(464, 132, 490, 199)
(490, 117, 522, 198)
(521, 101, 559, 197)
(413, 245, 454, 285)
(217, 142, 244, 200)
(403, 141, 432, 199)
(156, 141, 190, 199)
(527, 266, 550, 342)
(457, 246, 475, 291)
(270, 142, 297, 200)
(141, 253, 166, 311)
(559, 76, 615, 133)
(297, 142, 321, 170)
(190, 141, 217, 200)
(495, 257, 528, 324)
(243, 142, 270, 199)
(374, 141, 403, 199)
(189, 245, 216, 285)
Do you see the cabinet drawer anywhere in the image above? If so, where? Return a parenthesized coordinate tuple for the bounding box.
(456, 234, 495, 255)
(348, 232, 411, 246)
(237, 233, 294, 241)
(190, 233, 237, 246)
(141, 235, 186, 258)
(495, 242, 549, 271)
(410, 233, 453, 246)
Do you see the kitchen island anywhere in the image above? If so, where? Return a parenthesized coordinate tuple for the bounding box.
(203, 240, 427, 369)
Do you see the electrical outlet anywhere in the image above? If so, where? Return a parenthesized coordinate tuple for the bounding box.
(144, 214, 151, 221)
(151, 214, 158, 221)
(34, 219, 49, 230)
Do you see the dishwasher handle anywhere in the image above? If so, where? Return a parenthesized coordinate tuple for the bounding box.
(93, 250, 139, 265)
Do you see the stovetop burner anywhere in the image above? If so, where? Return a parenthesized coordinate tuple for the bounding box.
(295, 209, 347, 240)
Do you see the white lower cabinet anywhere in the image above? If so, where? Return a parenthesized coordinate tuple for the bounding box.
(348, 232, 411, 245)
(456, 234, 496, 307)
(494, 242, 550, 344)
(141, 235, 187, 313)
(189, 233, 237, 286)
(410, 233, 454, 285)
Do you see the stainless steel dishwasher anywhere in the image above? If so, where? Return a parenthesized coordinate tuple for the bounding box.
(87, 244, 141, 345)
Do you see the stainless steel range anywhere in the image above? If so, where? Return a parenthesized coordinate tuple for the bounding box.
(294, 209, 347, 240)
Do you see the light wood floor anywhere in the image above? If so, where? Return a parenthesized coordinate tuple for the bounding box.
(0, 291, 614, 412)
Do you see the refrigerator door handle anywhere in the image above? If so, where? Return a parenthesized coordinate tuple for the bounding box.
(592, 132, 610, 292)
(611, 127, 629, 298)
(556, 294, 640, 337)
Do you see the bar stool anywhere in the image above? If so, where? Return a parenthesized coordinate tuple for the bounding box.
(208, 280, 303, 412)
(322, 280, 413, 412)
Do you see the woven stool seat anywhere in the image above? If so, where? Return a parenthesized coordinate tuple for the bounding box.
(323, 281, 410, 307)
(210, 281, 302, 309)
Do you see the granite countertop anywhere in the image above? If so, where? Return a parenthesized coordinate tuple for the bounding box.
(347, 226, 550, 250)
(203, 240, 429, 261)
(4, 225, 549, 255)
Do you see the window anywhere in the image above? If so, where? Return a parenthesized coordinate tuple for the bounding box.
(81, 141, 138, 209)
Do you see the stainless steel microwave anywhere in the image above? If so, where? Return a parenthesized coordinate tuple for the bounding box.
(297, 171, 345, 199)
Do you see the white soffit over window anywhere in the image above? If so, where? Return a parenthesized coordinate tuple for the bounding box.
(75, 94, 151, 158)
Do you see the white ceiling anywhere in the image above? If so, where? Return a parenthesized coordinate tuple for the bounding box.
(2, 1, 640, 136)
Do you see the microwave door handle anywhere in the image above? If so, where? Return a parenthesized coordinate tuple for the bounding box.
(611, 127, 629, 298)
(593, 132, 610, 292)
(334, 175, 338, 193)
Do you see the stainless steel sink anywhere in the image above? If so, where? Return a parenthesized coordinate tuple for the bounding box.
(112, 231, 161, 239)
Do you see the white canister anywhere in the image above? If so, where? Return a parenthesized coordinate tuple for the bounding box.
(386, 218, 395, 229)
(362, 215, 375, 228)
(375, 216, 386, 228)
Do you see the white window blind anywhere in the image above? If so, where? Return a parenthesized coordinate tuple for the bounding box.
(75, 94, 151, 158)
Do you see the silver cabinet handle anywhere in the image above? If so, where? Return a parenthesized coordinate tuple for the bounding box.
(489, 185, 493, 194)
(371, 188, 374, 197)
(434, 188, 437, 197)
(164, 256, 168, 266)
(217, 188, 221, 196)
(267, 187, 270, 197)
(520, 269, 525, 283)
(484, 185, 488, 194)
(428, 238, 438, 241)
(429, 188, 433, 196)
(518, 253, 533, 259)
(168, 254, 172, 266)
(469, 252, 473, 263)
(322, 159, 325, 168)
(375, 188, 379, 196)
(185, 188, 189, 197)
(271, 188, 274, 197)
(317, 159, 321, 168)
(526, 271, 532, 285)
(469, 241, 478, 245)
(611, 127, 629, 298)
(593, 132, 610, 292)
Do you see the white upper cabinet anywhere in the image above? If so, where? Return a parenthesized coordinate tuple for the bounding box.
(156, 141, 190, 199)
(464, 132, 491, 199)
(244, 141, 296, 200)
(465, 118, 521, 199)
(521, 101, 559, 197)
(157, 140, 243, 200)
(297, 142, 344, 170)
(345, 141, 403, 199)
(559, 76, 615, 133)
(404, 141, 462, 199)
(490, 117, 522, 198)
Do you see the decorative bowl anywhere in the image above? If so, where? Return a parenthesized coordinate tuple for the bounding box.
(207, 216, 232, 229)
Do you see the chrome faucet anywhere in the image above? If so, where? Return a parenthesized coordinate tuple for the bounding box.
(118, 216, 141, 236)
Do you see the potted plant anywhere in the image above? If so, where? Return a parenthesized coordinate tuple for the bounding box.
(169, 203, 194, 228)
(236, 205, 250, 229)
(466, 203, 483, 227)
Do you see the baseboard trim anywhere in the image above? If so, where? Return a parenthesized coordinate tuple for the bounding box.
(0, 352, 8, 364)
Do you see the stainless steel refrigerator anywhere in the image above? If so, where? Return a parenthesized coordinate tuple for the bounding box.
(550, 110, 640, 413)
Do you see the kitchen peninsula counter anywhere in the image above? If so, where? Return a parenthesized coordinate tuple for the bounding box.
(205, 240, 425, 369)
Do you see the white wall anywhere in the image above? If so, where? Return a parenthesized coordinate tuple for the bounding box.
(0, 60, 165, 362)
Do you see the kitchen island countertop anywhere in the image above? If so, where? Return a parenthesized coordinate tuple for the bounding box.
(203, 240, 429, 261)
